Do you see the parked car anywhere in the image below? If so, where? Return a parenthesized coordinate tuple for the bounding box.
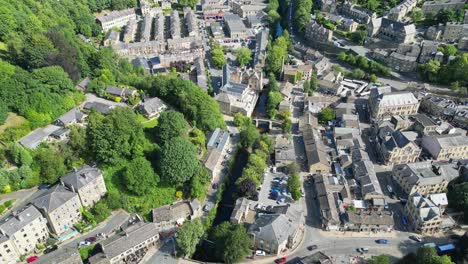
(85, 237, 97, 243)
(277, 198, 285, 204)
(79, 241, 91, 247)
(212, 183, 219, 189)
(375, 239, 389, 244)
(275, 257, 287, 264)
(357, 247, 369, 253)
(203, 203, 213, 212)
(43, 245, 58, 254)
(255, 250, 266, 256)
(38, 184, 51, 190)
(27, 256, 39, 263)
(387, 185, 393, 193)
(307, 245, 318, 251)
(409, 235, 423, 242)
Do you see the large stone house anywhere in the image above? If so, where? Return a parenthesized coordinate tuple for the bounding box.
(392, 161, 459, 196)
(377, 130, 421, 166)
(0, 206, 49, 263)
(151, 200, 201, 230)
(303, 126, 330, 174)
(368, 17, 416, 44)
(32, 185, 83, 236)
(96, 9, 136, 32)
(60, 165, 107, 207)
(368, 86, 419, 119)
(405, 193, 442, 234)
(421, 133, 468, 161)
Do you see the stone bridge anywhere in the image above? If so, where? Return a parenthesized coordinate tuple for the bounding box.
(252, 118, 282, 129)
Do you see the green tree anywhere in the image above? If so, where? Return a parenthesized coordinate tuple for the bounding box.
(236, 47, 252, 67)
(418, 60, 441, 83)
(239, 124, 260, 150)
(288, 174, 301, 201)
(176, 219, 205, 257)
(318, 107, 335, 123)
(350, 30, 368, 45)
(91, 200, 111, 223)
(448, 182, 468, 220)
(178, 0, 198, 7)
(158, 137, 198, 184)
(410, 9, 424, 22)
(222, 224, 252, 263)
(369, 255, 391, 264)
(0, 104, 7, 125)
(211, 44, 226, 69)
(286, 162, 300, 176)
(282, 118, 292, 134)
(443, 44, 457, 56)
(87, 108, 147, 164)
(156, 111, 188, 143)
(351, 68, 365, 79)
(266, 91, 283, 119)
(369, 74, 377, 83)
(238, 178, 257, 197)
(234, 113, 252, 127)
(303, 80, 311, 94)
(124, 157, 159, 195)
(34, 147, 67, 184)
(189, 128, 206, 153)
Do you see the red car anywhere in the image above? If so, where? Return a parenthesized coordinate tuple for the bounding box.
(275, 257, 287, 264)
(27, 256, 39, 263)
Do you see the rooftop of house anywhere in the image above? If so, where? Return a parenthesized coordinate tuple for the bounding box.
(140, 97, 166, 115)
(248, 205, 303, 245)
(152, 201, 195, 223)
(34, 247, 83, 264)
(393, 161, 459, 186)
(425, 133, 468, 148)
(411, 113, 437, 127)
(32, 185, 78, 213)
(0, 206, 43, 237)
(429, 193, 448, 207)
(344, 210, 394, 226)
(314, 174, 341, 225)
(98, 222, 159, 260)
(354, 160, 383, 198)
(97, 8, 135, 23)
(18, 125, 61, 149)
(371, 88, 418, 107)
(410, 193, 441, 222)
(207, 128, 230, 152)
(61, 165, 103, 191)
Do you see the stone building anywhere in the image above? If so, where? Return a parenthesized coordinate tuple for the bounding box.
(96, 9, 136, 32)
(152, 200, 201, 230)
(60, 165, 107, 207)
(123, 19, 137, 43)
(377, 130, 421, 166)
(368, 17, 416, 44)
(388, 0, 418, 21)
(442, 22, 468, 42)
(422, 133, 468, 160)
(32, 185, 82, 236)
(405, 193, 442, 234)
(305, 21, 333, 44)
(184, 7, 199, 37)
(170, 10, 181, 39)
(368, 86, 419, 119)
(340, 1, 376, 23)
(303, 126, 330, 174)
(392, 161, 459, 196)
(0, 206, 49, 263)
(422, 0, 465, 14)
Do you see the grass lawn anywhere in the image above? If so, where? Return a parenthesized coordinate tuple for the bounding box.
(103, 163, 176, 219)
(136, 114, 158, 129)
(0, 113, 26, 134)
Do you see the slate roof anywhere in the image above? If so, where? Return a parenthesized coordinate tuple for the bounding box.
(106, 85, 126, 96)
(83, 102, 115, 114)
(429, 133, 468, 148)
(99, 222, 159, 260)
(152, 201, 193, 223)
(61, 165, 103, 191)
(32, 185, 78, 213)
(410, 193, 441, 222)
(248, 205, 303, 247)
(354, 160, 383, 198)
(314, 174, 340, 225)
(0, 206, 43, 236)
(207, 128, 230, 152)
(383, 130, 411, 151)
(55, 108, 86, 126)
(345, 211, 394, 226)
(412, 113, 437, 127)
(97, 9, 135, 23)
(303, 127, 329, 169)
(18, 125, 61, 149)
(393, 161, 459, 187)
(373, 90, 418, 107)
(139, 97, 166, 115)
(34, 247, 83, 264)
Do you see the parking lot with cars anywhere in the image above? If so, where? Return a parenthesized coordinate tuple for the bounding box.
(257, 170, 296, 207)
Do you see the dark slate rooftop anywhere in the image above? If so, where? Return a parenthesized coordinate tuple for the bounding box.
(61, 165, 103, 191)
(32, 185, 77, 213)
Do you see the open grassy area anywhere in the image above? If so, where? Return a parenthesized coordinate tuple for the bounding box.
(136, 114, 158, 129)
(103, 163, 176, 219)
(0, 113, 27, 134)
(79, 245, 96, 260)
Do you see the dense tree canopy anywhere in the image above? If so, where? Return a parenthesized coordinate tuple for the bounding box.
(448, 182, 468, 221)
(236, 47, 252, 67)
(211, 222, 252, 263)
(418, 54, 468, 92)
(86, 108, 147, 164)
(158, 137, 199, 184)
(176, 219, 205, 257)
(134, 75, 225, 133)
(124, 157, 159, 195)
(155, 111, 188, 143)
(318, 107, 336, 123)
(293, 0, 313, 33)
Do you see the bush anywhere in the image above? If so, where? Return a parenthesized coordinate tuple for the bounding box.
(4, 199, 14, 208)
